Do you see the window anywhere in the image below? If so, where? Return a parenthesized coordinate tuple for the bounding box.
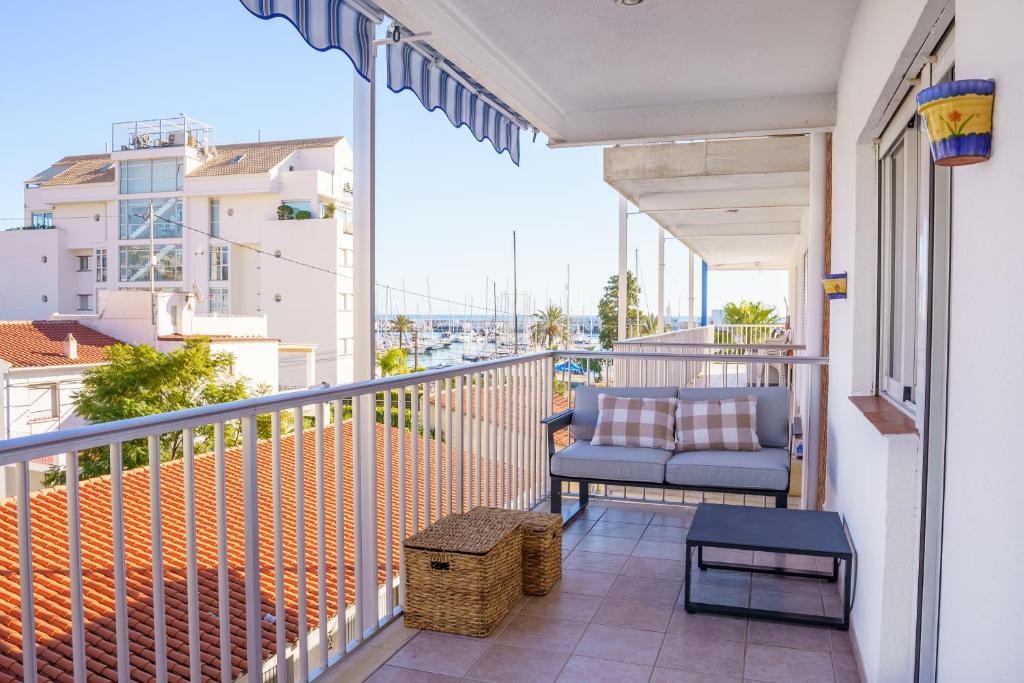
(879, 116, 925, 410)
(31, 211, 53, 228)
(119, 198, 182, 239)
(77, 294, 92, 311)
(119, 158, 184, 193)
(76, 255, 91, 272)
(209, 287, 229, 314)
(340, 248, 353, 267)
(210, 245, 229, 281)
(96, 249, 108, 282)
(209, 199, 220, 237)
(119, 244, 183, 282)
(27, 384, 58, 421)
(279, 200, 312, 220)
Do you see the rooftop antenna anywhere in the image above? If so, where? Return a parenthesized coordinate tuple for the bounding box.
(257, 129, 262, 143)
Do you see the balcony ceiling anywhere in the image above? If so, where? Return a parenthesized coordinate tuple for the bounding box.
(375, 0, 859, 145)
(604, 136, 810, 270)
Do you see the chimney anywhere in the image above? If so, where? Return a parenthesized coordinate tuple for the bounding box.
(64, 332, 78, 361)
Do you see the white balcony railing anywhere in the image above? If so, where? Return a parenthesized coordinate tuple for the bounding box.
(0, 349, 825, 683)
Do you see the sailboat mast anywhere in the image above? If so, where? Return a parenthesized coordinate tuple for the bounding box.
(512, 230, 519, 354)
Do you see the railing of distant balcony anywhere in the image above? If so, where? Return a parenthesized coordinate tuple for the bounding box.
(0, 348, 825, 683)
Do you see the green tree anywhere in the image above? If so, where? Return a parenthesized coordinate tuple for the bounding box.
(638, 311, 667, 336)
(722, 300, 781, 325)
(390, 315, 414, 348)
(530, 305, 570, 349)
(377, 347, 409, 377)
(46, 339, 272, 485)
(596, 271, 640, 349)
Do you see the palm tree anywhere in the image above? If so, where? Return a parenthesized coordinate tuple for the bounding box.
(377, 348, 408, 377)
(638, 311, 662, 337)
(530, 305, 570, 349)
(722, 300, 781, 325)
(390, 314, 414, 349)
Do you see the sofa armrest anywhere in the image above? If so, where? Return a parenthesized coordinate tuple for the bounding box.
(541, 409, 574, 458)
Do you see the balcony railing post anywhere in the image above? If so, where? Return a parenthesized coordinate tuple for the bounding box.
(16, 460, 38, 683)
(353, 393, 379, 636)
(242, 415, 264, 681)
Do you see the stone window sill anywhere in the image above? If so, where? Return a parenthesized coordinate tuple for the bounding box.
(849, 395, 918, 436)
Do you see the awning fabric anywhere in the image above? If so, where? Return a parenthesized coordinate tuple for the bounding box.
(386, 40, 523, 165)
(239, 0, 378, 81)
(237, 0, 527, 163)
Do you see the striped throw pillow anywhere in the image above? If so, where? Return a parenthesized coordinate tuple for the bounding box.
(591, 394, 677, 450)
(675, 396, 761, 452)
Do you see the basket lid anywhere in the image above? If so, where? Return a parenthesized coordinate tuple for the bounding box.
(405, 512, 522, 555)
(467, 506, 562, 533)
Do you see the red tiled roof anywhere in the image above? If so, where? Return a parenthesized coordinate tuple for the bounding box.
(27, 155, 114, 187)
(0, 419, 522, 682)
(0, 322, 124, 368)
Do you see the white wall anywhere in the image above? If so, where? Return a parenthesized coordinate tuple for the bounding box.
(0, 229, 62, 319)
(937, 2, 1024, 680)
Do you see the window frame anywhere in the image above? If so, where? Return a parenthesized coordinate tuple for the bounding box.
(77, 293, 92, 311)
(76, 255, 91, 272)
(118, 244, 183, 282)
(118, 158, 184, 194)
(95, 248, 108, 282)
(209, 286, 230, 314)
(209, 245, 229, 281)
(209, 198, 220, 237)
(118, 198, 183, 240)
(31, 211, 53, 228)
(27, 384, 59, 422)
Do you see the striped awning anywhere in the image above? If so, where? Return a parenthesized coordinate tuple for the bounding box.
(237, 1, 527, 164)
(386, 39, 523, 165)
(239, 0, 380, 81)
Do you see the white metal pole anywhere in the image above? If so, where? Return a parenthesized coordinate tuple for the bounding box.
(803, 132, 828, 510)
(149, 204, 156, 326)
(657, 229, 665, 332)
(617, 197, 627, 341)
(353, 55, 379, 634)
(688, 249, 695, 329)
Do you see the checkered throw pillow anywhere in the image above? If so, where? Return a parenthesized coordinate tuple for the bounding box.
(591, 394, 677, 450)
(675, 396, 762, 452)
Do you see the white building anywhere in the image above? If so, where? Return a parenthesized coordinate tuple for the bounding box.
(0, 320, 125, 497)
(1, 117, 355, 388)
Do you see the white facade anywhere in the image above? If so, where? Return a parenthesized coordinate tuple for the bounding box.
(3, 121, 355, 388)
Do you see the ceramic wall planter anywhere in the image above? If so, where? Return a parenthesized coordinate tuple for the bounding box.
(916, 79, 995, 166)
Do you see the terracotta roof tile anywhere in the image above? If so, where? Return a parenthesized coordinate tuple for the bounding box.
(0, 419, 527, 682)
(27, 155, 114, 187)
(187, 137, 343, 178)
(0, 321, 124, 368)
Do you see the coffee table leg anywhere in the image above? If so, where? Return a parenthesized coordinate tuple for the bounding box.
(697, 544, 705, 570)
(842, 558, 852, 629)
(831, 556, 839, 582)
(684, 542, 694, 612)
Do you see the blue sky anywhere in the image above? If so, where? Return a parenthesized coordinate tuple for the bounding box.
(0, 0, 787, 318)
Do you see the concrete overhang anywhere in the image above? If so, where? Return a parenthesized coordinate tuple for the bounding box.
(604, 136, 810, 270)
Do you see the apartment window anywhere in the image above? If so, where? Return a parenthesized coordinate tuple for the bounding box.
(209, 199, 220, 237)
(879, 117, 925, 410)
(76, 255, 91, 272)
(77, 294, 91, 311)
(119, 158, 184, 193)
(209, 287, 229, 314)
(27, 384, 58, 422)
(119, 198, 182, 239)
(31, 211, 53, 228)
(209, 245, 229, 281)
(340, 248, 353, 267)
(119, 244, 183, 282)
(96, 249, 108, 282)
(279, 200, 312, 220)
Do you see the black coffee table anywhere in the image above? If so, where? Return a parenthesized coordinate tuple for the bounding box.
(684, 503, 853, 629)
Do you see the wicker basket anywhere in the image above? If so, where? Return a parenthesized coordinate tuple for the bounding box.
(403, 512, 523, 637)
(470, 507, 563, 595)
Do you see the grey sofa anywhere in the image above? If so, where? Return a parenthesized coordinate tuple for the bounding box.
(542, 386, 792, 518)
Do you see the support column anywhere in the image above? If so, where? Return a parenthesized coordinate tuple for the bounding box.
(352, 63, 379, 633)
(688, 249, 695, 329)
(700, 260, 708, 327)
(657, 228, 665, 332)
(617, 197, 628, 341)
(803, 132, 828, 510)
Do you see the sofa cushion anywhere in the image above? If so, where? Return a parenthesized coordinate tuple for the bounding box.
(570, 386, 678, 441)
(664, 448, 790, 491)
(593, 395, 677, 450)
(675, 395, 761, 452)
(677, 387, 790, 448)
(551, 440, 673, 484)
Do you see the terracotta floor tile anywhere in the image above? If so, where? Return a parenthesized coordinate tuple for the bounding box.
(656, 632, 746, 678)
(561, 533, 586, 552)
(520, 590, 604, 622)
(600, 508, 655, 525)
(556, 655, 652, 683)
(651, 511, 693, 528)
(578, 506, 608, 520)
(608, 575, 684, 605)
(552, 569, 617, 597)
(831, 649, 863, 683)
(589, 521, 648, 539)
(667, 607, 747, 642)
(749, 589, 824, 616)
(828, 629, 853, 654)
(576, 534, 639, 556)
(751, 573, 823, 597)
(365, 664, 462, 682)
(689, 568, 753, 591)
(650, 669, 741, 682)
(743, 643, 835, 683)
(747, 620, 830, 652)
(565, 517, 598, 534)
(465, 643, 568, 683)
(632, 539, 687, 561)
(573, 623, 665, 666)
(563, 550, 629, 575)
(593, 596, 674, 632)
(386, 632, 489, 678)
(685, 583, 751, 609)
(642, 524, 690, 544)
(620, 556, 688, 581)
(496, 613, 588, 654)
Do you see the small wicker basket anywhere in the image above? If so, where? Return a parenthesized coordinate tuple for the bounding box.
(403, 512, 523, 637)
(469, 507, 563, 595)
